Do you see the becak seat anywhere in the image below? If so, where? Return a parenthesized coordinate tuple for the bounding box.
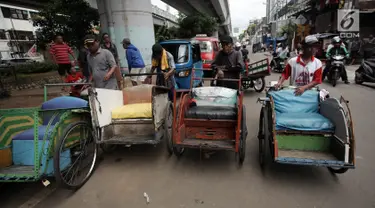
(269, 89, 334, 132)
(185, 87, 238, 120)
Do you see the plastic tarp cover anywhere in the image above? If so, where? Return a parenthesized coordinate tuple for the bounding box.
(269, 89, 319, 114)
(269, 89, 334, 132)
(192, 87, 237, 107)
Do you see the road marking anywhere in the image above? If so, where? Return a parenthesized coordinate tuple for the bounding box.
(18, 186, 56, 208)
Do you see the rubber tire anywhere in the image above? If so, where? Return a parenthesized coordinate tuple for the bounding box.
(54, 121, 97, 190)
(165, 102, 174, 155)
(170, 107, 184, 158)
(258, 108, 266, 168)
(238, 107, 247, 164)
(354, 75, 363, 84)
(328, 167, 349, 174)
(332, 71, 337, 87)
(253, 77, 266, 93)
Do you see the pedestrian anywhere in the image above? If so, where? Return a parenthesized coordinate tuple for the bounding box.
(101, 33, 119, 64)
(78, 44, 90, 80)
(84, 34, 118, 90)
(150, 43, 176, 100)
(49, 33, 77, 90)
(102, 33, 123, 88)
(122, 38, 146, 86)
(275, 35, 323, 95)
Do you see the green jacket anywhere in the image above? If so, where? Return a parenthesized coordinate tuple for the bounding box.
(326, 45, 349, 58)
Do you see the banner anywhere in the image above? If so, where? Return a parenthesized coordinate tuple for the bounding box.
(27, 44, 37, 57)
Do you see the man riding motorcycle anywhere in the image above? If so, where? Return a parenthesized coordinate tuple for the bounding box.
(211, 35, 244, 89)
(322, 37, 350, 84)
(241, 45, 249, 62)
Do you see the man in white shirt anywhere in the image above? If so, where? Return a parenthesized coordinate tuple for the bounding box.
(275, 35, 323, 95)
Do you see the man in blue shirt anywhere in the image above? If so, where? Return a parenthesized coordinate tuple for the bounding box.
(122, 38, 146, 86)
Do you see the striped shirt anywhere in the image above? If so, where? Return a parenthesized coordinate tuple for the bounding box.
(49, 43, 73, 64)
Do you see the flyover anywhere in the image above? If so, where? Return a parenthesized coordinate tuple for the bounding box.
(2, 0, 232, 67)
(0, 0, 179, 27)
(160, 0, 232, 36)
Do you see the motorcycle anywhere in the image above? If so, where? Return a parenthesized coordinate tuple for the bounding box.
(327, 55, 345, 87)
(354, 44, 375, 85)
(270, 53, 286, 73)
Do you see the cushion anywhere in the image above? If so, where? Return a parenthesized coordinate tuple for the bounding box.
(276, 112, 334, 132)
(111, 103, 152, 119)
(41, 96, 88, 125)
(13, 125, 55, 141)
(269, 89, 319, 114)
(192, 87, 237, 107)
(41, 96, 88, 110)
(185, 106, 237, 120)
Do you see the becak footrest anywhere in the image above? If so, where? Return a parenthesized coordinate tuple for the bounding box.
(185, 106, 237, 120)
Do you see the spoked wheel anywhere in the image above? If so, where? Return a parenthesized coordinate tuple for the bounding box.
(54, 121, 97, 190)
(328, 167, 349, 174)
(253, 77, 266, 93)
(238, 107, 247, 165)
(166, 103, 184, 157)
(258, 108, 267, 167)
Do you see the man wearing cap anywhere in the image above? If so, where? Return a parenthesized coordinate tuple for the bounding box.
(122, 38, 146, 86)
(275, 35, 323, 95)
(211, 35, 244, 89)
(84, 34, 118, 89)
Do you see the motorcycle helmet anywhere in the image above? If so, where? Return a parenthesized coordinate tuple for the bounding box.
(332, 36, 341, 43)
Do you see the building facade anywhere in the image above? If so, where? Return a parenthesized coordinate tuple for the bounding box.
(0, 3, 39, 59)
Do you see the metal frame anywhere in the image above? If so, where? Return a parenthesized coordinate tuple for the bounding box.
(258, 88, 356, 169)
(171, 67, 245, 159)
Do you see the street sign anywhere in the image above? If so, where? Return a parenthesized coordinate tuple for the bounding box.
(294, 14, 307, 25)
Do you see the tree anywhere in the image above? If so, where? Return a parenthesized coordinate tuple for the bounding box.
(155, 24, 179, 42)
(178, 13, 219, 38)
(278, 20, 297, 47)
(32, 0, 99, 50)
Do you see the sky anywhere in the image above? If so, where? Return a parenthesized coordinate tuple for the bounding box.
(151, 0, 266, 35)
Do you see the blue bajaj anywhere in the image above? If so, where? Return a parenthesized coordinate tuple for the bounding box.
(160, 40, 203, 89)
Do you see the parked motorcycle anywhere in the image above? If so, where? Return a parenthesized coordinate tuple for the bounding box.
(327, 55, 345, 87)
(354, 43, 375, 85)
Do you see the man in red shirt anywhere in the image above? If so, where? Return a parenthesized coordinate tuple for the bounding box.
(49, 34, 77, 84)
(275, 35, 323, 96)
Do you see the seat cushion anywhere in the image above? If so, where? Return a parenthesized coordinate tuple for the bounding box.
(111, 103, 152, 119)
(41, 96, 88, 125)
(276, 112, 334, 132)
(13, 125, 55, 141)
(185, 106, 237, 120)
(269, 89, 320, 114)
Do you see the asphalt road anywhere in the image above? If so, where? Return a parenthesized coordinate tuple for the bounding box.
(2, 52, 375, 208)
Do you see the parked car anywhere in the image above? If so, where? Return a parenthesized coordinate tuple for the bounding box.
(192, 34, 220, 77)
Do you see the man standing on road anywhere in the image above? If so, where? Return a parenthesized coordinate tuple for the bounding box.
(49, 34, 77, 85)
(275, 35, 323, 96)
(122, 38, 146, 86)
(84, 34, 118, 89)
(78, 44, 90, 80)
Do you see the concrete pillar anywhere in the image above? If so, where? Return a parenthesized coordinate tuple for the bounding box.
(96, 0, 155, 68)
